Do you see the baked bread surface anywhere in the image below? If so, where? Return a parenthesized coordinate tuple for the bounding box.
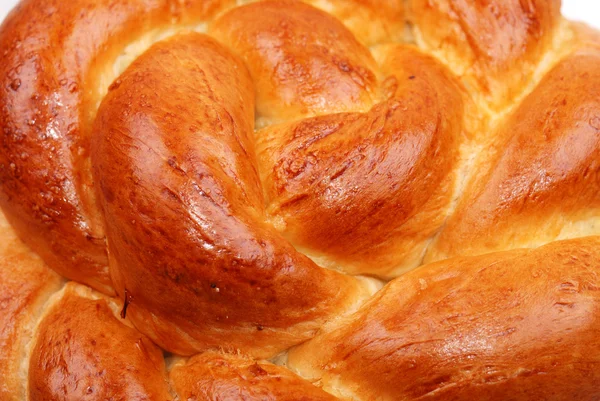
(0, 0, 600, 399)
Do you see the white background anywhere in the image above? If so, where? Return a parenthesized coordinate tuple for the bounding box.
(0, 0, 599, 28)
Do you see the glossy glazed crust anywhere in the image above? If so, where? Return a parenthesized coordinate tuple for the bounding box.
(1, 0, 600, 398)
(428, 47, 600, 263)
(0, 212, 62, 401)
(211, 1, 466, 276)
(171, 352, 338, 401)
(256, 45, 464, 276)
(289, 237, 600, 400)
(92, 32, 372, 358)
(0, 0, 233, 294)
(410, 0, 562, 108)
(28, 284, 171, 401)
(210, 0, 380, 123)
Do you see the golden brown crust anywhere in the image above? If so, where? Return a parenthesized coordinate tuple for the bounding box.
(290, 237, 600, 401)
(1, 0, 600, 397)
(0, 0, 233, 294)
(304, 0, 405, 46)
(211, 2, 465, 277)
(257, 45, 464, 277)
(0, 212, 62, 401)
(170, 352, 338, 401)
(428, 48, 600, 263)
(92, 32, 371, 358)
(28, 284, 171, 401)
(409, 0, 562, 108)
(211, 0, 379, 125)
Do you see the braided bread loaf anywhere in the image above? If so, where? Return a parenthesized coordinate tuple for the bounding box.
(1, 0, 599, 399)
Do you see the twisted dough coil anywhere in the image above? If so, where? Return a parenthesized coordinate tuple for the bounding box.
(0, 0, 600, 399)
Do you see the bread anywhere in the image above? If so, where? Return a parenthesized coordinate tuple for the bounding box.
(289, 237, 600, 400)
(0, 0, 599, 399)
